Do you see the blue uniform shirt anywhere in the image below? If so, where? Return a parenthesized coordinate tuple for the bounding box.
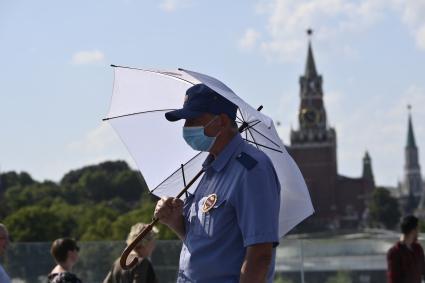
(177, 134, 281, 283)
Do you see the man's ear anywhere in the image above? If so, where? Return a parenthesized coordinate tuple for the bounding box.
(218, 113, 229, 127)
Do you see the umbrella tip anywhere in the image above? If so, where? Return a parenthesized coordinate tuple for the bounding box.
(257, 105, 263, 112)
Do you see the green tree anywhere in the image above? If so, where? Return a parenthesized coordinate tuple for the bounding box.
(368, 187, 401, 230)
(0, 171, 35, 218)
(78, 170, 114, 201)
(4, 206, 62, 241)
(111, 200, 177, 240)
(4, 181, 62, 213)
(111, 170, 145, 202)
(81, 218, 113, 241)
(0, 171, 34, 191)
(75, 203, 119, 239)
(60, 160, 147, 203)
(274, 273, 293, 283)
(48, 199, 81, 238)
(60, 160, 130, 186)
(325, 271, 352, 283)
(1, 160, 160, 242)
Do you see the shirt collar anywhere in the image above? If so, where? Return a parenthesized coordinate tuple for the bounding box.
(202, 134, 244, 172)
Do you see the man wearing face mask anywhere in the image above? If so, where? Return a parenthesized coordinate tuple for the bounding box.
(154, 84, 281, 283)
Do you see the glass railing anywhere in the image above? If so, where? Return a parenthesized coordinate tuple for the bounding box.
(0, 236, 405, 283)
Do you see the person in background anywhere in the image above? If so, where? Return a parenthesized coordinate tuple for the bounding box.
(387, 215, 425, 283)
(48, 238, 82, 283)
(0, 223, 11, 283)
(103, 223, 159, 283)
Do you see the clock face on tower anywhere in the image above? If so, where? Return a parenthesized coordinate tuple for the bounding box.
(308, 80, 316, 92)
(301, 107, 320, 127)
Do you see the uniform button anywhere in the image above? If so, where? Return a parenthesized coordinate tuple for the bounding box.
(237, 154, 241, 158)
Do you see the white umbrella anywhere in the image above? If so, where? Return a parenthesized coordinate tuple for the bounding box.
(104, 65, 314, 268)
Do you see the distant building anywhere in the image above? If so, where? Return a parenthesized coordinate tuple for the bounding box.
(287, 31, 375, 231)
(397, 106, 424, 215)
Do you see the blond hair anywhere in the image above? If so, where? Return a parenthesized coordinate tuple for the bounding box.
(126, 222, 158, 246)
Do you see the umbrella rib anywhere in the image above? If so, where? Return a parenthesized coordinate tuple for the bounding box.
(236, 109, 245, 123)
(151, 152, 204, 194)
(237, 111, 261, 129)
(238, 109, 250, 143)
(238, 109, 263, 151)
(240, 119, 262, 150)
(246, 127, 260, 150)
(238, 108, 247, 123)
(236, 113, 279, 149)
(249, 127, 282, 149)
(244, 120, 261, 131)
(111, 64, 197, 86)
(103, 109, 177, 121)
(242, 138, 283, 153)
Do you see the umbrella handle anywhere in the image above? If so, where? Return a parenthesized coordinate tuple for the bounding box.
(119, 219, 159, 269)
(119, 169, 205, 270)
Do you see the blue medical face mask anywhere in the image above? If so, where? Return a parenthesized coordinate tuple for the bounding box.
(183, 117, 219, 152)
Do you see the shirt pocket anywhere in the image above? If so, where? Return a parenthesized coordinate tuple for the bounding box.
(192, 196, 227, 237)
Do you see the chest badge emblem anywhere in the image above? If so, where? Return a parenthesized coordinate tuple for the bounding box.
(202, 193, 217, 213)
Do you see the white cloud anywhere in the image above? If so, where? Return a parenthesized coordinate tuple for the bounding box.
(239, 29, 261, 50)
(68, 123, 119, 153)
(25, 123, 137, 182)
(160, 0, 177, 12)
(249, 0, 425, 60)
(276, 86, 298, 143)
(393, 0, 425, 50)
(278, 82, 425, 187)
(159, 0, 190, 12)
(250, 0, 425, 187)
(327, 84, 425, 186)
(254, 0, 386, 61)
(66, 123, 135, 172)
(417, 26, 425, 49)
(71, 50, 105, 65)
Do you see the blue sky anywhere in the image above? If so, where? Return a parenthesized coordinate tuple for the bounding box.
(1, 0, 424, 187)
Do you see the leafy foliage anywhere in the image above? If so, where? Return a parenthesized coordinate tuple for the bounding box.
(4, 206, 62, 241)
(273, 273, 294, 283)
(367, 187, 401, 230)
(325, 271, 352, 283)
(0, 160, 178, 242)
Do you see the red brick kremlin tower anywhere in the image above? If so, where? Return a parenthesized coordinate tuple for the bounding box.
(287, 30, 375, 231)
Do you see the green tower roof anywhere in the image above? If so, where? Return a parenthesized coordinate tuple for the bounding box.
(407, 108, 417, 148)
(304, 42, 318, 78)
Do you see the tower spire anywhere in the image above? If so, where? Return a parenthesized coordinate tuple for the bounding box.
(407, 105, 417, 148)
(401, 104, 423, 213)
(362, 150, 375, 186)
(305, 29, 318, 78)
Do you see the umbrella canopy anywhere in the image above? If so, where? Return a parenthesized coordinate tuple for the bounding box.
(104, 65, 314, 236)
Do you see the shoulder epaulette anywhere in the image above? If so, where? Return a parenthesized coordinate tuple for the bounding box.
(236, 152, 258, 170)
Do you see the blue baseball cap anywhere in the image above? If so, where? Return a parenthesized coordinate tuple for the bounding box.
(165, 84, 238, 122)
